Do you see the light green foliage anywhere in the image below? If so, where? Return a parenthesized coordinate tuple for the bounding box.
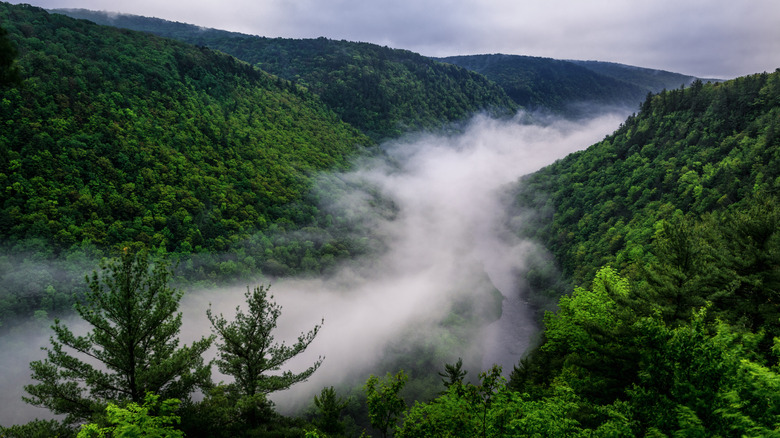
(364, 371, 408, 438)
(539, 267, 639, 403)
(627, 308, 780, 436)
(544, 266, 630, 355)
(24, 251, 212, 424)
(513, 266, 780, 436)
(397, 366, 595, 437)
(77, 393, 183, 438)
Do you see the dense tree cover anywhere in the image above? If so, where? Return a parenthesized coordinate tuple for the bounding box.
(513, 71, 780, 290)
(570, 59, 706, 91)
(440, 54, 694, 115)
(51, 8, 519, 140)
(2, 3, 779, 436)
(0, 25, 21, 87)
(0, 3, 367, 250)
(472, 70, 780, 436)
(0, 3, 375, 328)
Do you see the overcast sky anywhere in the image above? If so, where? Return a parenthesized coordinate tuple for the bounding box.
(14, 0, 780, 79)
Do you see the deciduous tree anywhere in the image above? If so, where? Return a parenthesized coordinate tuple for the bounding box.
(364, 371, 407, 438)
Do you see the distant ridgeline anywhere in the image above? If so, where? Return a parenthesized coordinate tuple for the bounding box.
(440, 54, 700, 115)
(513, 70, 780, 308)
(52, 8, 518, 140)
(0, 3, 377, 324)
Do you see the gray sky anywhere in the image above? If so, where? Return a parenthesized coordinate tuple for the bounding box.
(14, 0, 780, 81)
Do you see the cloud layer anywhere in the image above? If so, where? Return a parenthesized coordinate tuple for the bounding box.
(181, 111, 629, 410)
(0, 110, 628, 424)
(21, 0, 780, 78)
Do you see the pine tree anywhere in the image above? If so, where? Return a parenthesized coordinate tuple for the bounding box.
(207, 285, 323, 427)
(24, 251, 213, 424)
(313, 386, 348, 435)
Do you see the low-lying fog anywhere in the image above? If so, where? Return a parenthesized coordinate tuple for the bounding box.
(0, 110, 627, 425)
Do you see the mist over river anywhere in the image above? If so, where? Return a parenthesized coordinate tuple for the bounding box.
(0, 110, 627, 425)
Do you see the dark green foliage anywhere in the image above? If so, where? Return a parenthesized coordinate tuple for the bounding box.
(438, 357, 468, 390)
(51, 9, 518, 140)
(313, 386, 348, 436)
(0, 25, 20, 87)
(0, 419, 76, 438)
(0, 3, 367, 252)
(500, 72, 780, 436)
(513, 71, 780, 290)
(570, 60, 704, 92)
(178, 383, 311, 438)
(0, 3, 374, 328)
(207, 285, 323, 428)
(507, 268, 780, 436)
(440, 54, 691, 115)
(24, 251, 212, 424)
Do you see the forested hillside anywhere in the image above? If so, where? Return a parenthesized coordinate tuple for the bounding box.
(480, 70, 780, 436)
(570, 59, 704, 92)
(0, 3, 372, 327)
(441, 54, 697, 114)
(514, 72, 780, 288)
(51, 9, 518, 140)
(3, 2, 780, 436)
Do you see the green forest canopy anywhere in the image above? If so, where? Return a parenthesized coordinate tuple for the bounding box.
(0, 3, 376, 327)
(51, 8, 519, 140)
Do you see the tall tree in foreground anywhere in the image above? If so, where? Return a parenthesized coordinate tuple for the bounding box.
(207, 285, 323, 428)
(24, 251, 213, 424)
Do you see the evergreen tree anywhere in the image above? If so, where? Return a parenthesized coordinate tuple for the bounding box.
(313, 386, 348, 436)
(207, 285, 323, 427)
(24, 251, 213, 424)
(438, 357, 468, 390)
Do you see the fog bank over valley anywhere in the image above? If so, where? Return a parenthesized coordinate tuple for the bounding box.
(183, 110, 628, 410)
(1, 110, 628, 424)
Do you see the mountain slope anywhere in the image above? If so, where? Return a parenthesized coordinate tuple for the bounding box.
(513, 72, 780, 288)
(52, 8, 518, 140)
(0, 3, 370, 253)
(440, 54, 697, 114)
(501, 71, 780, 437)
(570, 59, 702, 92)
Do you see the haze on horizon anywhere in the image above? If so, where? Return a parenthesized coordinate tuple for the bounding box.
(12, 0, 780, 79)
